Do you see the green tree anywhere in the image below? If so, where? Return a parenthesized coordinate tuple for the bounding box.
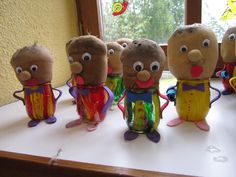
(101, 0, 184, 43)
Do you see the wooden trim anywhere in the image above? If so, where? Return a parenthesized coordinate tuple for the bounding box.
(185, 0, 202, 24)
(76, 0, 102, 38)
(0, 150, 192, 177)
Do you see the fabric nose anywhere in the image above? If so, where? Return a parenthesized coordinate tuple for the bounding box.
(137, 70, 151, 82)
(188, 49, 202, 62)
(70, 61, 83, 74)
(19, 71, 31, 81)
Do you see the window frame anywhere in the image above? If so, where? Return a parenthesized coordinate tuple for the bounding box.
(76, 0, 223, 70)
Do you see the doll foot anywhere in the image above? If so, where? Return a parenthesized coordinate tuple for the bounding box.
(167, 118, 184, 127)
(124, 130, 139, 141)
(65, 119, 83, 128)
(146, 131, 161, 143)
(86, 123, 98, 132)
(222, 90, 233, 95)
(194, 120, 210, 131)
(28, 120, 41, 127)
(45, 117, 57, 124)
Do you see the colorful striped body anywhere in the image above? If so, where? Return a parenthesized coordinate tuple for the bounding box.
(24, 84, 56, 120)
(105, 75, 124, 102)
(220, 63, 236, 92)
(124, 90, 161, 133)
(176, 79, 210, 122)
(76, 85, 109, 123)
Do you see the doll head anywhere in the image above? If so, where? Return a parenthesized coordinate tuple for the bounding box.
(106, 42, 123, 75)
(10, 44, 53, 86)
(121, 39, 166, 91)
(66, 35, 107, 86)
(221, 26, 236, 63)
(168, 24, 218, 80)
(116, 38, 133, 49)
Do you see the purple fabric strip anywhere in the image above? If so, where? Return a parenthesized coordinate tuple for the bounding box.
(101, 86, 114, 115)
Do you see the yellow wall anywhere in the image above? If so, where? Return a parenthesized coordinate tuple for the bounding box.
(0, 0, 78, 106)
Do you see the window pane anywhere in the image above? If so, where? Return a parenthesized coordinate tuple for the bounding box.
(202, 0, 236, 41)
(100, 0, 184, 44)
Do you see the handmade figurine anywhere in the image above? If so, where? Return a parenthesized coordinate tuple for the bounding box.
(118, 39, 169, 143)
(65, 38, 77, 103)
(230, 77, 236, 92)
(166, 24, 221, 131)
(105, 42, 124, 107)
(10, 44, 62, 127)
(65, 35, 114, 131)
(116, 38, 133, 48)
(216, 26, 236, 95)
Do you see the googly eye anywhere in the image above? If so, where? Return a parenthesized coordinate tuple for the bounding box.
(202, 39, 210, 48)
(228, 33, 236, 41)
(133, 61, 144, 72)
(82, 52, 92, 61)
(16, 67, 23, 74)
(122, 43, 128, 48)
(180, 45, 188, 53)
(108, 49, 114, 55)
(150, 61, 160, 72)
(68, 56, 74, 64)
(30, 64, 38, 72)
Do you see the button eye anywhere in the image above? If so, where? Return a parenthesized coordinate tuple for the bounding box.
(228, 33, 236, 41)
(30, 65, 38, 72)
(180, 45, 188, 53)
(122, 43, 128, 48)
(108, 49, 114, 55)
(133, 61, 144, 72)
(68, 56, 74, 64)
(16, 67, 23, 74)
(82, 52, 92, 61)
(202, 39, 210, 48)
(150, 61, 160, 72)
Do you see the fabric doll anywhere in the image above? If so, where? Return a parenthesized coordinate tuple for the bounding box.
(10, 44, 62, 127)
(116, 38, 133, 49)
(118, 39, 169, 143)
(65, 38, 77, 104)
(166, 24, 221, 131)
(105, 42, 124, 107)
(229, 76, 236, 92)
(216, 26, 236, 95)
(65, 35, 114, 131)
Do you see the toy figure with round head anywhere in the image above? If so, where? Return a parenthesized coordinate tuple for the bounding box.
(105, 42, 124, 106)
(65, 37, 78, 104)
(116, 38, 133, 49)
(65, 35, 113, 131)
(118, 39, 169, 143)
(216, 26, 236, 95)
(166, 24, 221, 131)
(10, 44, 62, 127)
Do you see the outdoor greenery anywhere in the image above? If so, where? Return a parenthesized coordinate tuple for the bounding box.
(101, 0, 236, 43)
(101, 0, 184, 43)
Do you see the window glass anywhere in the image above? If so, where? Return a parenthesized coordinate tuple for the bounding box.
(202, 0, 236, 41)
(100, 0, 184, 44)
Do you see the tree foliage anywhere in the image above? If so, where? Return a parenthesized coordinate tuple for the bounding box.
(101, 0, 184, 43)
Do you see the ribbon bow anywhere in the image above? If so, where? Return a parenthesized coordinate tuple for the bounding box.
(127, 91, 152, 103)
(182, 83, 205, 92)
(25, 87, 43, 95)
